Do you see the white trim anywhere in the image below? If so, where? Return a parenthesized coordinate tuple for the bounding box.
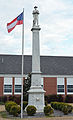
(57, 77, 65, 95)
(67, 93, 73, 95)
(57, 77, 64, 85)
(67, 78, 73, 95)
(14, 93, 21, 95)
(0, 74, 26, 77)
(4, 78, 12, 85)
(4, 78, 13, 95)
(57, 93, 65, 95)
(4, 93, 12, 95)
(14, 78, 22, 94)
(0, 74, 73, 78)
(15, 78, 22, 85)
(42, 75, 73, 78)
(67, 78, 73, 85)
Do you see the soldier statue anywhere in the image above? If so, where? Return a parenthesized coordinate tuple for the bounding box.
(33, 6, 39, 27)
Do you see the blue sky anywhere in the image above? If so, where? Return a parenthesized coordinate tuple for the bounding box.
(0, 0, 73, 56)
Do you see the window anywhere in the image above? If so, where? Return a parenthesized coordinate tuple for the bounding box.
(4, 85, 12, 93)
(15, 85, 21, 93)
(57, 78, 65, 94)
(15, 78, 22, 94)
(57, 85, 64, 92)
(67, 85, 73, 92)
(67, 78, 73, 94)
(4, 78, 12, 94)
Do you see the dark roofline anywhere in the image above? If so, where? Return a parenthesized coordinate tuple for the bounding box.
(0, 54, 73, 58)
(0, 54, 73, 75)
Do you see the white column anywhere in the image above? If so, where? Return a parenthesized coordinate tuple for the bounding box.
(32, 28, 41, 72)
(31, 27, 41, 87)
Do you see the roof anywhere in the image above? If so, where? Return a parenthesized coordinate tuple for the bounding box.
(0, 54, 73, 75)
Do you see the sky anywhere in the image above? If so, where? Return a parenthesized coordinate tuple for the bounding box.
(0, 0, 73, 56)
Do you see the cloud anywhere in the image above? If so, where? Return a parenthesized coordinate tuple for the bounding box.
(0, 0, 73, 56)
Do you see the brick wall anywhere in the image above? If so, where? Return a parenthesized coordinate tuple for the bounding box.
(0, 76, 68, 97)
(0, 77, 25, 96)
(44, 77, 57, 95)
(0, 77, 4, 96)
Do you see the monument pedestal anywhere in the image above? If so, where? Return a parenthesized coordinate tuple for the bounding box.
(28, 72, 45, 112)
(28, 87, 45, 112)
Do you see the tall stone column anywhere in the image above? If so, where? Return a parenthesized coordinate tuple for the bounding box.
(28, 6, 45, 112)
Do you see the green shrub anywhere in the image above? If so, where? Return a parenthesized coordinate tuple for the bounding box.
(51, 102, 73, 115)
(45, 95, 64, 103)
(59, 103, 63, 111)
(17, 105, 21, 114)
(14, 96, 21, 105)
(0, 97, 1, 102)
(8, 96, 14, 101)
(26, 105, 37, 116)
(51, 102, 58, 110)
(51, 102, 54, 108)
(45, 95, 57, 103)
(23, 101, 28, 110)
(0, 96, 7, 103)
(8, 95, 21, 105)
(0, 102, 4, 105)
(20, 101, 28, 110)
(23, 94, 28, 101)
(5, 101, 9, 111)
(57, 95, 63, 102)
(10, 105, 20, 116)
(67, 105, 73, 113)
(45, 96, 49, 103)
(62, 106, 68, 115)
(47, 95, 58, 103)
(45, 94, 65, 103)
(65, 95, 73, 103)
(44, 105, 54, 116)
(45, 101, 48, 106)
(5, 101, 17, 113)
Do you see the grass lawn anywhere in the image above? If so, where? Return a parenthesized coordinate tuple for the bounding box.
(0, 105, 73, 120)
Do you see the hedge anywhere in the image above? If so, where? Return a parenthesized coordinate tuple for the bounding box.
(8, 95, 21, 104)
(65, 95, 73, 103)
(26, 105, 37, 116)
(0, 96, 7, 103)
(20, 101, 28, 110)
(10, 105, 21, 116)
(51, 102, 73, 115)
(5, 101, 17, 113)
(45, 94, 63, 103)
(5, 101, 21, 116)
(44, 105, 54, 116)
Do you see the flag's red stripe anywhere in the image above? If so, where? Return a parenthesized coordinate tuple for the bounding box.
(7, 13, 23, 33)
(7, 17, 17, 26)
(7, 26, 16, 33)
(16, 20, 23, 25)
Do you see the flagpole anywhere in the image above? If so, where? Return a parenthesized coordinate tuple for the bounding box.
(21, 8, 24, 119)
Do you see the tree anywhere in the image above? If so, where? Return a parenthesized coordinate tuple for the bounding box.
(23, 73, 31, 101)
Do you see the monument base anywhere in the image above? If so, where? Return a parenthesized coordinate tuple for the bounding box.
(28, 86, 45, 112)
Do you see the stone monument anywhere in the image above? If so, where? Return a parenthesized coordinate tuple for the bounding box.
(28, 6, 45, 112)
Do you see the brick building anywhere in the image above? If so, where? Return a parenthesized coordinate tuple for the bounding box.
(0, 54, 73, 97)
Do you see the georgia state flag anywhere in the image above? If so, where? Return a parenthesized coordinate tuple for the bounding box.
(7, 12, 23, 33)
